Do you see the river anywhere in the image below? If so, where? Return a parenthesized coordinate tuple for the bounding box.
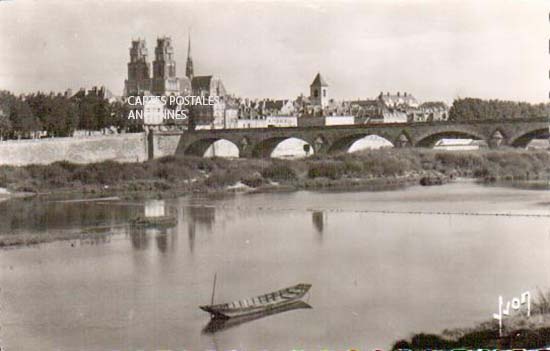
(1, 182, 550, 350)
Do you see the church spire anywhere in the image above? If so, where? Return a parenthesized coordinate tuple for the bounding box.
(185, 30, 194, 80)
(187, 31, 191, 57)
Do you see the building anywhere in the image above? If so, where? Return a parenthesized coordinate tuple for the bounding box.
(235, 119, 268, 129)
(151, 37, 180, 96)
(123, 34, 229, 130)
(143, 96, 165, 126)
(417, 102, 449, 122)
(310, 73, 329, 108)
(262, 99, 295, 116)
(278, 100, 296, 116)
(298, 116, 355, 127)
(191, 75, 226, 97)
(266, 116, 297, 128)
(350, 100, 384, 123)
(382, 110, 408, 123)
(185, 32, 194, 80)
(223, 104, 239, 129)
(124, 39, 151, 96)
(378, 92, 419, 108)
(189, 76, 227, 129)
(124, 36, 191, 97)
(349, 92, 448, 124)
(325, 116, 355, 125)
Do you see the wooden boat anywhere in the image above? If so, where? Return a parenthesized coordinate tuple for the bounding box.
(200, 283, 312, 319)
(202, 300, 312, 334)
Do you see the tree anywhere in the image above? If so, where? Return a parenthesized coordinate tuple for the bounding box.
(78, 98, 97, 133)
(10, 99, 41, 137)
(449, 98, 550, 121)
(47, 96, 78, 136)
(109, 100, 132, 132)
(0, 113, 11, 139)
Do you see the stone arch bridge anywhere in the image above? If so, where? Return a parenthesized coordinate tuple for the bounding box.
(166, 117, 549, 158)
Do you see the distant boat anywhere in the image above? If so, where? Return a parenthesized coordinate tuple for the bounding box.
(200, 283, 312, 319)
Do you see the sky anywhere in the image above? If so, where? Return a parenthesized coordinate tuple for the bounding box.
(0, 0, 548, 103)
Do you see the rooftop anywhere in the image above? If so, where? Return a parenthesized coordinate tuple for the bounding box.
(310, 73, 328, 87)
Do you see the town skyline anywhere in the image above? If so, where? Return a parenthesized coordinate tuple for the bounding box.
(0, 0, 548, 104)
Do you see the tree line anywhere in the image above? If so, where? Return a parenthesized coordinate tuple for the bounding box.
(449, 98, 550, 121)
(0, 90, 137, 140)
(1, 91, 549, 140)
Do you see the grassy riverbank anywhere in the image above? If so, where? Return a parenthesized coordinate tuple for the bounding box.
(392, 290, 550, 350)
(1, 148, 550, 200)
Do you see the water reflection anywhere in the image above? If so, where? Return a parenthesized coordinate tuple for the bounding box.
(128, 226, 178, 253)
(188, 222, 196, 253)
(184, 205, 216, 253)
(202, 301, 312, 334)
(129, 226, 151, 250)
(187, 205, 216, 230)
(79, 226, 115, 246)
(311, 211, 325, 234)
(155, 228, 177, 253)
(0, 198, 138, 232)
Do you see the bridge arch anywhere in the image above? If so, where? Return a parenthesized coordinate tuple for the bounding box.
(251, 136, 314, 158)
(328, 133, 395, 153)
(415, 130, 486, 148)
(182, 137, 240, 157)
(509, 128, 549, 148)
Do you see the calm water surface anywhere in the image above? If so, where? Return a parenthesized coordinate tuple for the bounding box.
(1, 182, 550, 350)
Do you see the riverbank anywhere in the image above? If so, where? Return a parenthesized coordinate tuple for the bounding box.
(1, 148, 549, 201)
(392, 291, 550, 350)
(1, 148, 550, 248)
(392, 315, 550, 350)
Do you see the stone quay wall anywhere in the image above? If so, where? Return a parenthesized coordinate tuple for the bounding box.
(0, 133, 148, 166)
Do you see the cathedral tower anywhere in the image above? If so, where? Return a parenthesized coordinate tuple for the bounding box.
(124, 39, 151, 96)
(152, 36, 179, 95)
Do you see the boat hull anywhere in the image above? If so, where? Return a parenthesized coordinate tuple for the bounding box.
(202, 301, 312, 334)
(200, 283, 311, 319)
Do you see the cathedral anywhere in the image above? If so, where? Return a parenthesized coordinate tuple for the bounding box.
(124, 34, 227, 129)
(124, 34, 226, 99)
(124, 37, 188, 97)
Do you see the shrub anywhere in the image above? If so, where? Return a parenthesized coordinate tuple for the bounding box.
(52, 160, 80, 173)
(533, 288, 550, 315)
(203, 170, 241, 188)
(342, 160, 363, 176)
(410, 333, 453, 349)
(71, 161, 125, 185)
(158, 155, 177, 164)
(0, 166, 30, 188)
(261, 164, 297, 182)
(153, 162, 191, 182)
(241, 175, 265, 188)
(26, 164, 70, 186)
(307, 162, 343, 179)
